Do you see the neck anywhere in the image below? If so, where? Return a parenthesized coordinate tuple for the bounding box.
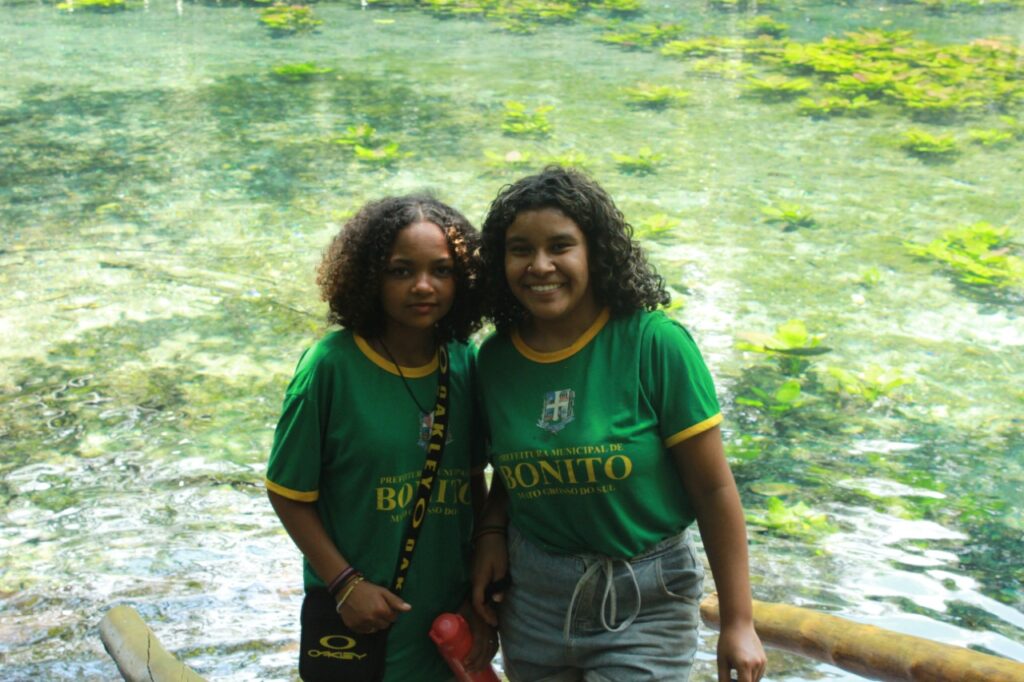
(373, 328, 437, 367)
(520, 303, 602, 353)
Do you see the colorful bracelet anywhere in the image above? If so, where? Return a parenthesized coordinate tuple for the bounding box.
(328, 566, 358, 597)
(335, 575, 366, 614)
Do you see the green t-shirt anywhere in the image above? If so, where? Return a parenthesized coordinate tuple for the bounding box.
(266, 330, 483, 682)
(477, 308, 721, 559)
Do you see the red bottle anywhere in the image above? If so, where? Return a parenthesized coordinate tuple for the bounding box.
(429, 613, 500, 682)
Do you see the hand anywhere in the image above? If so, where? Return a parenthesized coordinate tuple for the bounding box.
(337, 580, 412, 633)
(717, 621, 766, 682)
(470, 533, 508, 627)
(460, 600, 498, 672)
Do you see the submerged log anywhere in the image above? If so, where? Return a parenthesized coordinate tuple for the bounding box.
(700, 593, 1024, 682)
(99, 605, 206, 682)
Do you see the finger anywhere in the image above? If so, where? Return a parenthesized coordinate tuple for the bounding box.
(382, 590, 412, 613)
(718, 659, 731, 682)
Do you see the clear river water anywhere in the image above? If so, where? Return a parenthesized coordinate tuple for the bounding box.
(1, 0, 1022, 680)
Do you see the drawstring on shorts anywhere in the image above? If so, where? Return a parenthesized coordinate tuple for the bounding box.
(563, 557, 642, 641)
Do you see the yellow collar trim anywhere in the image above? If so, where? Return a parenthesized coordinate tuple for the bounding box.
(512, 308, 611, 363)
(354, 335, 438, 378)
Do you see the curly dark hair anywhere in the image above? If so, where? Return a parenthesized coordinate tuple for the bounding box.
(316, 195, 482, 343)
(480, 166, 669, 333)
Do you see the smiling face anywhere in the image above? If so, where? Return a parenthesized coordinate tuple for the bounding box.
(380, 220, 456, 340)
(504, 207, 598, 332)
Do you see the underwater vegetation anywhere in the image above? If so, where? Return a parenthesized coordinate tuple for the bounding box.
(599, 21, 688, 49)
(333, 124, 409, 166)
(269, 62, 335, 82)
(905, 222, 1024, 292)
(761, 202, 817, 231)
(897, 128, 960, 159)
(611, 145, 664, 174)
(360, 0, 640, 33)
(55, 0, 127, 11)
(501, 101, 554, 137)
(622, 83, 690, 109)
(258, 3, 321, 36)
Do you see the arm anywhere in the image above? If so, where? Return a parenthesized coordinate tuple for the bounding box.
(267, 490, 410, 632)
(462, 469, 500, 669)
(671, 426, 766, 682)
(470, 474, 510, 627)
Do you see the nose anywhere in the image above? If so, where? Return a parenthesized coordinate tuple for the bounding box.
(411, 272, 434, 293)
(529, 251, 555, 274)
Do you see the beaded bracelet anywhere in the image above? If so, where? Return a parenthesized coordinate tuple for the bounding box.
(335, 575, 366, 614)
(328, 566, 358, 598)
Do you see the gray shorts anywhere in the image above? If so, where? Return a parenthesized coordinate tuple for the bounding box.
(499, 525, 705, 682)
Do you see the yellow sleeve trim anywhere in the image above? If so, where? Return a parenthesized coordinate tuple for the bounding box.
(354, 334, 438, 378)
(264, 477, 319, 502)
(511, 308, 611, 363)
(664, 413, 723, 448)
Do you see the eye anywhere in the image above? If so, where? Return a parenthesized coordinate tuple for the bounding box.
(386, 266, 411, 277)
(506, 244, 531, 257)
(550, 241, 573, 253)
(435, 264, 454, 277)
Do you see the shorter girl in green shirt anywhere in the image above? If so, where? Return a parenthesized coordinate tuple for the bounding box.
(267, 195, 496, 681)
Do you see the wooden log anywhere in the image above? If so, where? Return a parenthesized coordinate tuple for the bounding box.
(700, 593, 1024, 682)
(99, 605, 206, 682)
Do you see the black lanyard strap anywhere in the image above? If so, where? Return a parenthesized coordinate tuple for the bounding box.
(389, 343, 450, 595)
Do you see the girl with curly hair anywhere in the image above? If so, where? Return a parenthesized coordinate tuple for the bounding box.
(470, 167, 766, 682)
(266, 195, 496, 681)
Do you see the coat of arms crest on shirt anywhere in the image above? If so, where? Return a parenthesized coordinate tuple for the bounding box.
(537, 389, 575, 434)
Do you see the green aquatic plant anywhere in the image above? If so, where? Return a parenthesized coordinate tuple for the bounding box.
(968, 129, 1014, 148)
(736, 378, 806, 413)
(898, 129, 959, 159)
(737, 319, 830, 376)
(745, 16, 788, 38)
(622, 83, 690, 109)
(269, 62, 335, 82)
(541, 149, 590, 168)
(333, 124, 377, 147)
(746, 497, 836, 541)
(709, 0, 777, 11)
(611, 146, 664, 174)
(821, 365, 913, 404)
(797, 95, 877, 118)
(587, 0, 642, 14)
(887, 81, 985, 120)
(856, 266, 883, 288)
(56, 0, 127, 11)
(761, 201, 816, 231)
(502, 101, 553, 137)
(905, 222, 1024, 290)
(258, 3, 322, 36)
(632, 213, 678, 240)
(599, 22, 687, 49)
(743, 75, 813, 100)
(353, 143, 408, 166)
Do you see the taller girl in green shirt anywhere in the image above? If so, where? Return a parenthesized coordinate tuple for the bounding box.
(471, 168, 767, 682)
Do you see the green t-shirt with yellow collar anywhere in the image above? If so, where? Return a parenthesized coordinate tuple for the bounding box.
(477, 308, 721, 559)
(266, 330, 483, 682)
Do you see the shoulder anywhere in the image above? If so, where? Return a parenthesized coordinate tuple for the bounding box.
(637, 310, 700, 349)
(287, 329, 355, 393)
(477, 330, 512, 363)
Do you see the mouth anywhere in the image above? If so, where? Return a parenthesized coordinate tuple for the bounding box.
(408, 302, 437, 312)
(526, 283, 563, 293)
